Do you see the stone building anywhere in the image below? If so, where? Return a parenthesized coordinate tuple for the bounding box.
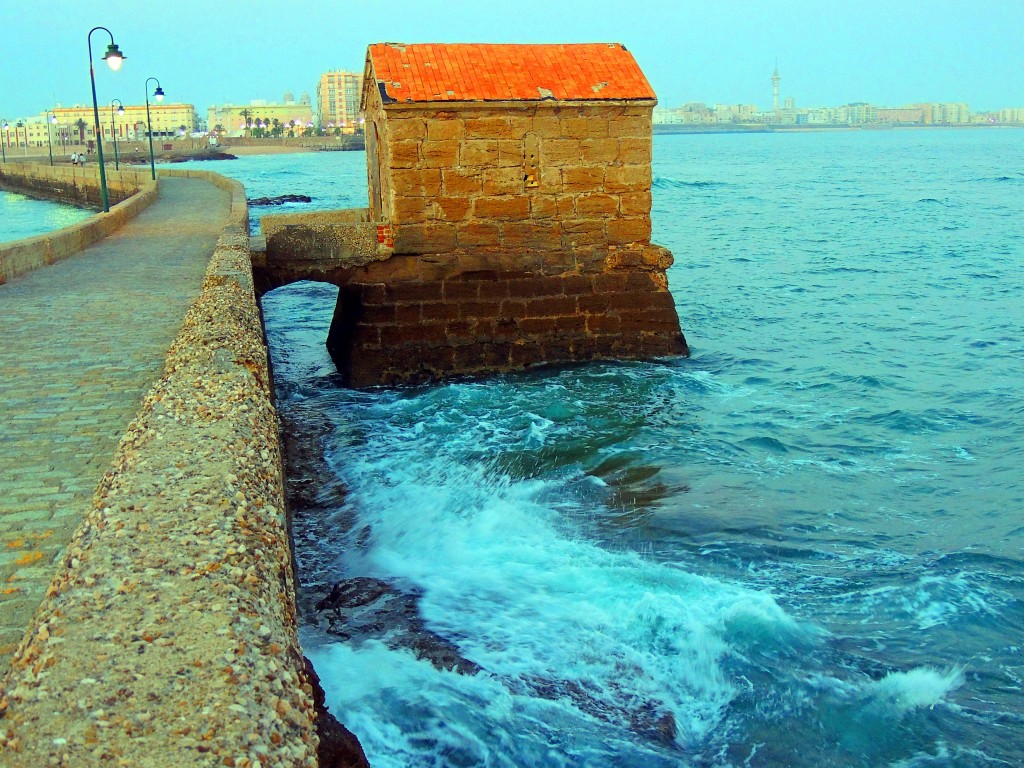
(259, 42, 688, 386)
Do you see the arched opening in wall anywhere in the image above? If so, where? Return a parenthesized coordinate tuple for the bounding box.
(259, 279, 347, 399)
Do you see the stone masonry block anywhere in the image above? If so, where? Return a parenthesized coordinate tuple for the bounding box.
(393, 196, 429, 222)
(391, 169, 442, 198)
(540, 167, 562, 192)
(431, 197, 472, 221)
(498, 221, 562, 250)
(456, 221, 501, 248)
(444, 279, 480, 300)
(392, 222, 457, 254)
(619, 190, 653, 216)
(606, 114, 651, 139)
(387, 118, 427, 140)
(525, 295, 578, 317)
(542, 138, 584, 167)
(421, 140, 460, 168)
(497, 140, 525, 168)
(459, 140, 500, 168)
(505, 115, 535, 137)
(604, 164, 652, 194)
(390, 139, 422, 169)
(562, 166, 605, 192)
(426, 119, 464, 141)
(530, 195, 569, 220)
(607, 216, 652, 245)
(580, 138, 619, 165)
(442, 169, 483, 197)
(561, 219, 606, 248)
(473, 196, 531, 221)
(421, 301, 461, 321)
(531, 114, 561, 136)
(464, 117, 515, 140)
(560, 117, 592, 139)
(619, 137, 653, 165)
(576, 193, 620, 216)
(384, 281, 444, 303)
(482, 167, 523, 196)
(459, 300, 503, 320)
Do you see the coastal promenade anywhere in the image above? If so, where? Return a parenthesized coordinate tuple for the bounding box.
(0, 176, 229, 672)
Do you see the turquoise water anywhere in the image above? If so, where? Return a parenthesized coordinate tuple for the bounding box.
(216, 132, 1022, 766)
(0, 189, 92, 244)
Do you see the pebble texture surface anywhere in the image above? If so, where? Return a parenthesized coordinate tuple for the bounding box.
(0, 171, 319, 766)
(0, 175, 227, 666)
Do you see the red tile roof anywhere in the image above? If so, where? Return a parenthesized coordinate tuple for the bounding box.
(366, 43, 656, 105)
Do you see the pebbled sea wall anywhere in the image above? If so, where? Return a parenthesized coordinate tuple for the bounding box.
(0, 170, 328, 767)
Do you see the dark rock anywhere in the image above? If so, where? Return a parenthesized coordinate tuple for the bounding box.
(522, 674, 678, 747)
(303, 656, 371, 768)
(166, 150, 237, 162)
(312, 576, 482, 676)
(248, 194, 313, 206)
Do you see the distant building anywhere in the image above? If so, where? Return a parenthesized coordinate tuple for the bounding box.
(911, 103, 971, 125)
(317, 70, 363, 132)
(207, 94, 314, 137)
(876, 107, 925, 124)
(4, 104, 199, 149)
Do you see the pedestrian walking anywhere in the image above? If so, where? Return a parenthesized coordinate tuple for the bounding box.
(71, 152, 78, 166)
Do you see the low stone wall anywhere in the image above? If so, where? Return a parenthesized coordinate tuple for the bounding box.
(0, 163, 157, 285)
(0, 162, 150, 208)
(0, 172, 322, 767)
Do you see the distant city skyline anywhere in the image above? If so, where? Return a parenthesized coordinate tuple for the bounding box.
(1, 0, 1021, 120)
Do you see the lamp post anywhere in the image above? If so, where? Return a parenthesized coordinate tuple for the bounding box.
(46, 112, 57, 166)
(145, 77, 163, 180)
(87, 25, 126, 213)
(1, 121, 7, 163)
(109, 99, 125, 170)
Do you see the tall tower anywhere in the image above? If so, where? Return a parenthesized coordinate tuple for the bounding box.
(771, 61, 781, 112)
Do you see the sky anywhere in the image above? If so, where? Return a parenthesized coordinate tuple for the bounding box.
(1, 0, 1021, 121)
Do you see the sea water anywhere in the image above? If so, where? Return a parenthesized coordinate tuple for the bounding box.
(196, 131, 1022, 766)
(0, 189, 92, 244)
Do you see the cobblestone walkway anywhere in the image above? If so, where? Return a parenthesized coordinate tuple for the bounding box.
(0, 176, 229, 675)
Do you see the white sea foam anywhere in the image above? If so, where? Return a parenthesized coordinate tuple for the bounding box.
(865, 667, 964, 713)
(318, 424, 813, 758)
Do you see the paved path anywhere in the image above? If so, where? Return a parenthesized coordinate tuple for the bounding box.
(0, 176, 229, 675)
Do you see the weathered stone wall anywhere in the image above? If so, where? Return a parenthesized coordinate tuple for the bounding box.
(0, 162, 150, 210)
(321, 241, 682, 386)
(0, 163, 158, 285)
(258, 96, 686, 387)
(0, 171, 322, 767)
(367, 100, 654, 256)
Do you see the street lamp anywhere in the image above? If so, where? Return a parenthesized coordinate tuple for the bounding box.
(46, 112, 57, 166)
(87, 25, 126, 213)
(110, 99, 125, 170)
(1, 121, 7, 163)
(144, 77, 163, 180)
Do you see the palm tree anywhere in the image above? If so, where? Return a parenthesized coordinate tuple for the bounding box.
(74, 118, 87, 145)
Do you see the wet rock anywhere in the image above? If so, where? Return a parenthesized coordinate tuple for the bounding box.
(312, 576, 481, 675)
(303, 656, 371, 768)
(523, 675, 677, 746)
(248, 194, 313, 206)
(165, 150, 237, 162)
